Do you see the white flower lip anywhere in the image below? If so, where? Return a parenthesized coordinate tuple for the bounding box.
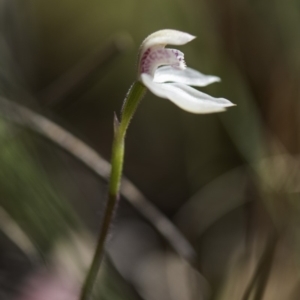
(138, 29, 235, 114)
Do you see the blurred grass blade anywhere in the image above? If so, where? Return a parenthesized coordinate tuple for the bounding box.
(39, 33, 133, 107)
(0, 96, 197, 264)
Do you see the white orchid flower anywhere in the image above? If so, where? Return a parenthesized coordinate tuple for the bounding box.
(138, 29, 235, 113)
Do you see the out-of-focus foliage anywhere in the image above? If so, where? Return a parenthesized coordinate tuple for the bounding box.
(0, 0, 300, 299)
(0, 121, 79, 253)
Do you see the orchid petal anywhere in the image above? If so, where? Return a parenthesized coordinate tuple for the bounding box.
(141, 30, 195, 51)
(154, 66, 221, 87)
(141, 74, 234, 114)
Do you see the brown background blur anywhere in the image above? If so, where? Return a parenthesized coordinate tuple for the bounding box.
(1, 0, 300, 299)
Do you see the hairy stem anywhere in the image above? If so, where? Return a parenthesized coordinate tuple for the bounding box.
(80, 81, 146, 300)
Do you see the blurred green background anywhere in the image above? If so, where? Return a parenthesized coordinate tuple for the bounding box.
(1, 0, 300, 299)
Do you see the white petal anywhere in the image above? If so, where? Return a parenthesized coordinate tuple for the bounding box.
(154, 66, 221, 87)
(141, 29, 195, 51)
(141, 74, 235, 114)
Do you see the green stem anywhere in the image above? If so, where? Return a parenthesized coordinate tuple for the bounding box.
(80, 81, 146, 300)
